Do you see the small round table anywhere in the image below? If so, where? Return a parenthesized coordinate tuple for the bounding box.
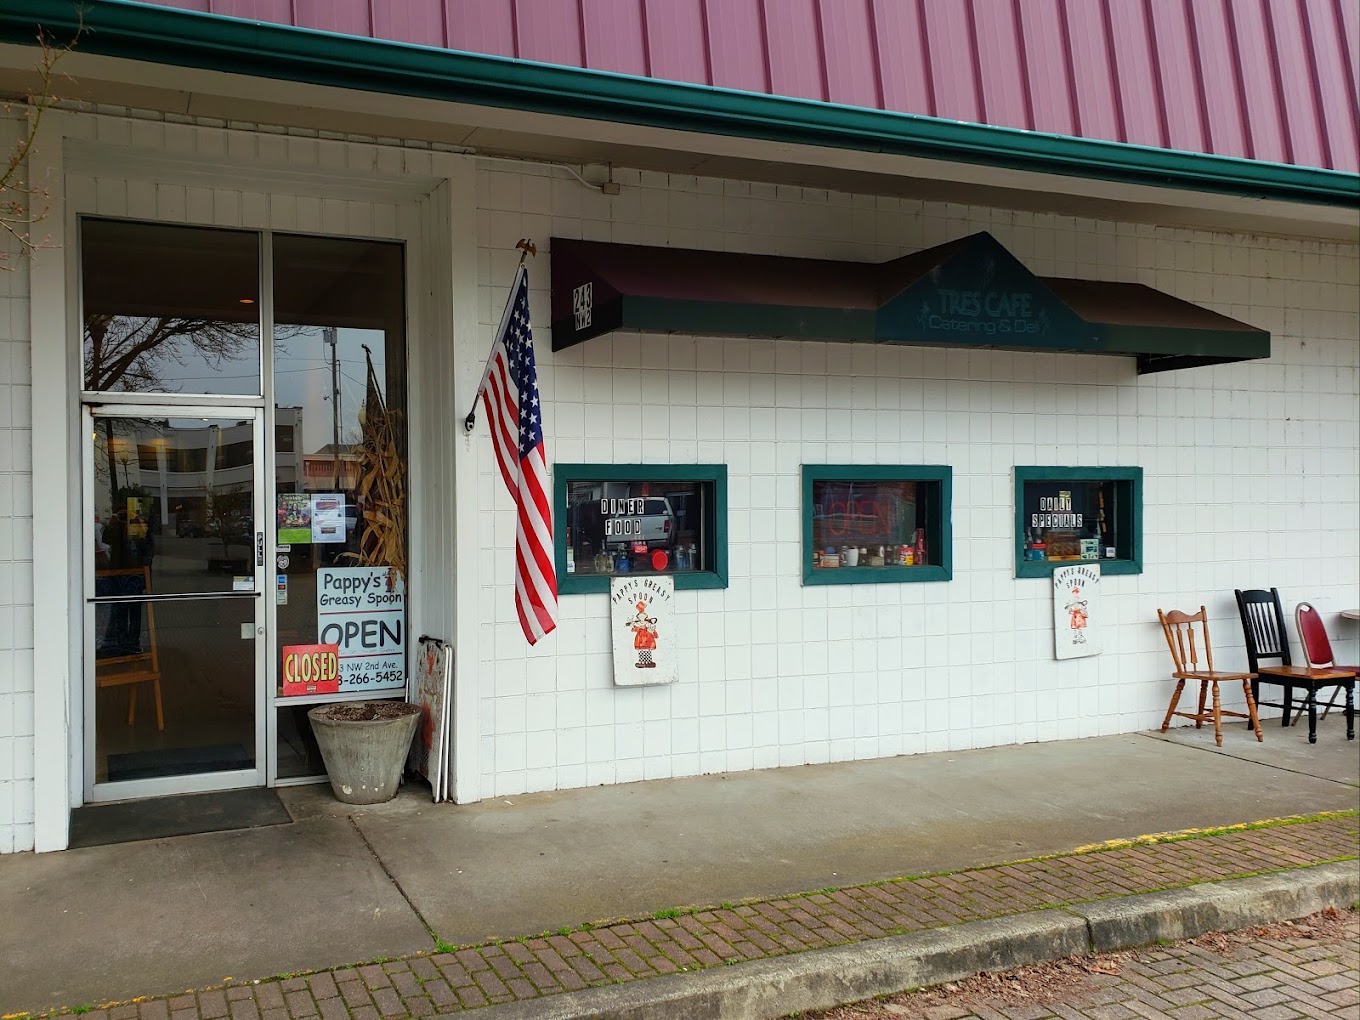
(1342, 609, 1360, 621)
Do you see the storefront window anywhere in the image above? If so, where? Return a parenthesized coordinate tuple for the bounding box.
(1014, 467, 1142, 577)
(802, 466, 952, 584)
(271, 235, 407, 778)
(81, 219, 262, 397)
(555, 465, 727, 594)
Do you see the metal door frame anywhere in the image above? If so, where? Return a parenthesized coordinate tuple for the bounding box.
(82, 404, 269, 802)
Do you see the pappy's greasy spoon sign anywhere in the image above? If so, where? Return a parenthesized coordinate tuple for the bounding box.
(1053, 563, 1100, 660)
(611, 575, 676, 686)
(317, 566, 406, 692)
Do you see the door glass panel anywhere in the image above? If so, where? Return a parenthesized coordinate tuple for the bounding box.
(272, 236, 407, 762)
(93, 595, 257, 783)
(92, 417, 257, 594)
(81, 219, 261, 395)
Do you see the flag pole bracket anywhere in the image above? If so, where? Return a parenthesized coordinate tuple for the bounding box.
(464, 239, 536, 433)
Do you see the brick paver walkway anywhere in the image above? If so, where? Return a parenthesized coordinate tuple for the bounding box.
(807, 910, 1360, 1018)
(30, 814, 1360, 1019)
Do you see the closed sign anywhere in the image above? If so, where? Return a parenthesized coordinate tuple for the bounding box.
(281, 643, 341, 696)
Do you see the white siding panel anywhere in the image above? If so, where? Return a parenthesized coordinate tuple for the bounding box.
(0, 113, 34, 853)
(2, 104, 1357, 852)
(466, 162, 1360, 800)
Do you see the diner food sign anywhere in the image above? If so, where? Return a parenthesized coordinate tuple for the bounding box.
(610, 575, 676, 686)
(1053, 564, 1100, 660)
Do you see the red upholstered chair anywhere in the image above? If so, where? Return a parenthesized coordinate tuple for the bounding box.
(1295, 602, 1357, 740)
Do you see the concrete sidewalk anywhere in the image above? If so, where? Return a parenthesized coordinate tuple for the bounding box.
(2, 720, 1357, 1016)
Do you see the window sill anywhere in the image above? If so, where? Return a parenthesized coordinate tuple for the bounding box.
(559, 571, 727, 595)
(803, 564, 951, 585)
(1015, 558, 1141, 578)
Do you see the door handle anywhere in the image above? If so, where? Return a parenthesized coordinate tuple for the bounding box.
(256, 531, 265, 567)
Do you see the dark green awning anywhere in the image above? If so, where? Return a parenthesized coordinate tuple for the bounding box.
(549, 232, 1269, 373)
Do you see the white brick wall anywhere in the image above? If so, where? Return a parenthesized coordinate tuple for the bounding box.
(470, 165, 1360, 799)
(0, 108, 1356, 850)
(1, 112, 36, 854)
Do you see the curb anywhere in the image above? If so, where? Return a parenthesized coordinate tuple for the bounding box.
(1073, 861, 1360, 952)
(462, 861, 1360, 1020)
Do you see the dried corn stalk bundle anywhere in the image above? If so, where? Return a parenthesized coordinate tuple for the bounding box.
(341, 346, 406, 588)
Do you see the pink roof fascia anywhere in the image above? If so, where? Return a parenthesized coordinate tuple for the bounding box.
(136, 0, 1359, 172)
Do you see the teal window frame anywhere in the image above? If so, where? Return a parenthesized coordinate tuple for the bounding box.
(554, 463, 728, 594)
(1013, 466, 1143, 578)
(801, 465, 953, 585)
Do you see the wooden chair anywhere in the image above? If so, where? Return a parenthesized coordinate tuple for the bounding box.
(95, 567, 164, 731)
(1293, 602, 1356, 741)
(1158, 606, 1262, 747)
(1235, 588, 1353, 744)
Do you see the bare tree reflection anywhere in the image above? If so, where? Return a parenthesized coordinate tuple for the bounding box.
(205, 484, 252, 560)
(84, 313, 265, 393)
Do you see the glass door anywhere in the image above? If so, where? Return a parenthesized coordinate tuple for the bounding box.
(84, 407, 267, 799)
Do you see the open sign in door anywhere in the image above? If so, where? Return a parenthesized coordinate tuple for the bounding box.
(316, 566, 406, 692)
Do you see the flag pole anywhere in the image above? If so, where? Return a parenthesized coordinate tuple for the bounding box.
(463, 239, 536, 433)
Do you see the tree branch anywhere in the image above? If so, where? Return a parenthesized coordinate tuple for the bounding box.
(2, 24, 82, 270)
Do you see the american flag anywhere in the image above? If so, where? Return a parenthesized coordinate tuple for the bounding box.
(476, 264, 558, 643)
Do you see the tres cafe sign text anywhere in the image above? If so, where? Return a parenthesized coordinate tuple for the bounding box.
(927, 288, 1044, 336)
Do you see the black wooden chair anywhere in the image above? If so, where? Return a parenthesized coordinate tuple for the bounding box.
(1234, 588, 1356, 744)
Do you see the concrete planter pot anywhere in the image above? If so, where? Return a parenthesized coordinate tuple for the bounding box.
(308, 702, 421, 805)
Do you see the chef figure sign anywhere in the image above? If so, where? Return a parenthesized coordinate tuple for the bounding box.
(629, 599, 659, 668)
(1053, 563, 1100, 660)
(611, 575, 677, 686)
(1066, 586, 1089, 643)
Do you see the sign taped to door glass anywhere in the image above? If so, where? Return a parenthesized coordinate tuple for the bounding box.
(311, 494, 346, 543)
(316, 566, 405, 692)
(276, 493, 312, 544)
(280, 643, 340, 696)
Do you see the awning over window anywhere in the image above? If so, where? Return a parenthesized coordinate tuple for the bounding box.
(549, 232, 1268, 373)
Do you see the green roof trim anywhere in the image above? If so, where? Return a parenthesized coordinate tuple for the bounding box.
(3, 0, 1358, 207)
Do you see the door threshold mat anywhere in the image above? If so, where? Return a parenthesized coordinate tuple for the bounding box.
(69, 788, 292, 849)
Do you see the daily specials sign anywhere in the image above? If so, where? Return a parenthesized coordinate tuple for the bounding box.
(1053, 563, 1100, 660)
(316, 566, 406, 692)
(610, 575, 676, 686)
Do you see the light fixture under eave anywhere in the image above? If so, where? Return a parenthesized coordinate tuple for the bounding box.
(239, 297, 256, 305)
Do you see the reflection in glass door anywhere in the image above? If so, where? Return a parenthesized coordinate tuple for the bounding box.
(270, 235, 408, 780)
(84, 410, 266, 798)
